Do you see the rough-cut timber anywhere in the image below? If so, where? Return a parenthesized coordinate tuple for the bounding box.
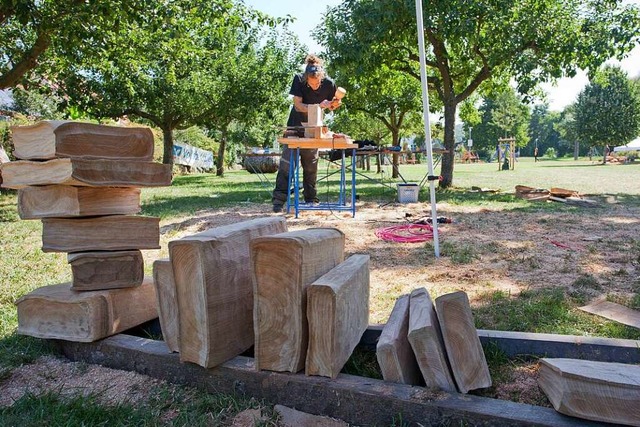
(306, 254, 370, 378)
(42, 216, 160, 253)
(376, 295, 422, 385)
(16, 277, 156, 342)
(579, 299, 640, 329)
(435, 291, 491, 393)
(538, 358, 640, 426)
(407, 287, 456, 392)
(68, 250, 144, 291)
(18, 186, 141, 219)
(0, 158, 171, 189)
(11, 120, 154, 161)
(169, 217, 287, 368)
(152, 258, 180, 353)
(252, 228, 345, 373)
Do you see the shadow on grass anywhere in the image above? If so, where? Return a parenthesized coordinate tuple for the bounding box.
(0, 333, 56, 378)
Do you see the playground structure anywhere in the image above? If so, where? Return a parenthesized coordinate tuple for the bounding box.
(496, 137, 516, 170)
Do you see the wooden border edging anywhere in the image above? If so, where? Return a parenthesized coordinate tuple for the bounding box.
(362, 326, 640, 363)
(55, 334, 606, 427)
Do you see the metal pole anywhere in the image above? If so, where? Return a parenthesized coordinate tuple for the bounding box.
(415, 0, 440, 257)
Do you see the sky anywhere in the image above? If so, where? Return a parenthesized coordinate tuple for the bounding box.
(244, 0, 640, 112)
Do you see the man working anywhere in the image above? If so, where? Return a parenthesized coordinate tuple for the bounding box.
(272, 54, 342, 213)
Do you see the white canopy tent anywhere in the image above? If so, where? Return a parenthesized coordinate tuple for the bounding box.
(613, 137, 640, 152)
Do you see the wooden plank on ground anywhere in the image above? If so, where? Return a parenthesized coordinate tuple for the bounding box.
(18, 186, 141, 219)
(68, 250, 144, 291)
(0, 158, 171, 189)
(376, 294, 422, 385)
(407, 287, 456, 392)
(153, 258, 180, 353)
(42, 216, 160, 252)
(11, 120, 154, 161)
(435, 291, 491, 393)
(252, 228, 345, 373)
(170, 217, 287, 368)
(16, 277, 156, 342)
(579, 300, 640, 329)
(306, 254, 370, 379)
(538, 358, 640, 426)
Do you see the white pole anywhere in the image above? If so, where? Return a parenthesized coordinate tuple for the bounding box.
(415, 0, 440, 257)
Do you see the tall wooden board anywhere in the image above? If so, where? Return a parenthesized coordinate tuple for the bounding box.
(67, 250, 144, 291)
(169, 217, 287, 368)
(16, 277, 157, 342)
(18, 186, 141, 219)
(42, 215, 160, 252)
(407, 287, 456, 392)
(0, 158, 171, 189)
(306, 254, 370, 378)
(538, 358, 640, 426)
(11, 120, 154, 161)
(376, 295, 422, 385)
(153, 258, 180, 353)
(252, 228, 345, 373)
(435, 291, 491, 393)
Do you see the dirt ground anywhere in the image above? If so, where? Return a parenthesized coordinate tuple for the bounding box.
(2, 196, 639, 418)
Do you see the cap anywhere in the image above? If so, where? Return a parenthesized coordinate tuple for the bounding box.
(305, 64, 322, 74)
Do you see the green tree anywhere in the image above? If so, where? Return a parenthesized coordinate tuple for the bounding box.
(318, 0, 640, 187)
(574, 66, 640, 163)
(555, 104, 583, 159)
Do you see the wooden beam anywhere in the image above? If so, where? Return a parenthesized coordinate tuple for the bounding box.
(68, 250, 144, 291)
(435, 291, 491, 393)
(153, 258, 180, 353)
(539, 358, 640, 425)
(17, 278, 156, 342)
(169, 217, 287, 368)
(407, 287, 456, 392)
(579, 300, 640, 329)
(0, 158, 172, 189)
(376, 295, 422, 385)
(306, 254, 370, 379)
(11, 120, 154, 161)
(252, 228, 345, 373)
(42, 215, 160, 252)
(18, 186, 141, 219)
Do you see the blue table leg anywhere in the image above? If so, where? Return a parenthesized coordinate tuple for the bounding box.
(351, 148, 356, 217)
(294, 147, 300, 218)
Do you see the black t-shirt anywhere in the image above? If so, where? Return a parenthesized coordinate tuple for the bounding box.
(286, 73, 337, 127)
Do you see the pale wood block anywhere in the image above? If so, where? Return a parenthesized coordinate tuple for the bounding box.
(170, 217, 287, 368)
(68, 250, 144, 291)
(539, 358, 640, 426)
(18, 186, 141, 219)
(579, 299, 640, 329)
(0, 158, 171, 189)
(153, 258, 179, 353)
(16, 276, 157, 342)
(42, 216, 160, 253)
(408, 287, 456, 392)
(435, 291, 491, 393)
(252, 228, 345, 373)
(376, 294, 422, 385)
(11, 120, 154, 161)
(306, 254, 370, 378)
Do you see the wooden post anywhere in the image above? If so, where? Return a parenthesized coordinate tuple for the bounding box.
(153, 258, 180, 353)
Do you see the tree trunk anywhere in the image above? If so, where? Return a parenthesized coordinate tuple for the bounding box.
(392, 129, 400, 179)
(440, 99, 457, 188)
(161, 125, 174, 166)
(216, 127, 228, 177)
(574, 141, 579, 160)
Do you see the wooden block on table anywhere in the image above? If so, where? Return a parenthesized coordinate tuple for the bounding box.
(170, 217, 287, 368)
(407, 287, 456, 392)
(252, 228, 345, 373)
(579, 300, 640, 329)
(153, 258, 180, 353)
(435, 291, 491, 393)
(0, 158, 171, 189)
(18, 186, 141, 219)
(16, 276, 157, 342)
(68, 250, 144, 291)
(42, 215, 160, 253)
(538, 358, 640, 426)
(11, 120, 154, 161)
(376, 294, 422, 385)
(306, 254, 370, 378)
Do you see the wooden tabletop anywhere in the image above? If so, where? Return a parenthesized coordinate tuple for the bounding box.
(277, 137, 357, 150)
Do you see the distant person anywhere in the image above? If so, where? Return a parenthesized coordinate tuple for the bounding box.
(271, 54, 342, 213)
(534, 146, 539, 162)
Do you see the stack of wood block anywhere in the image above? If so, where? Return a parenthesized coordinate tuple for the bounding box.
(376, 288, 492, 394)
(1, 120, 172, 342)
